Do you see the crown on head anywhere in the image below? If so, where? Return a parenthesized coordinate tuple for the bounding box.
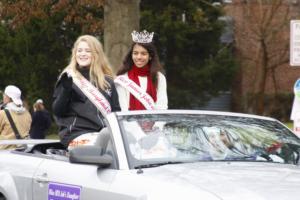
(131, 30, 154, 43)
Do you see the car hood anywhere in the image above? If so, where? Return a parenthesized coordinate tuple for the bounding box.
(118, 162, 300, 200)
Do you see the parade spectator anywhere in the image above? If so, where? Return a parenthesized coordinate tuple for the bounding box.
(0, 85, 32, 149)
(29, 99, 52, 139)
(115, 30, 168, 111)
(291, 78, 300, 135)
(52, 35, 120, 149)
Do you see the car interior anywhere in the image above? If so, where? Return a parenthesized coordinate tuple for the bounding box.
(11, 128, 119, 168)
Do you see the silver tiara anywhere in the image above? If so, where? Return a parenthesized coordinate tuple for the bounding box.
(131, 30, 154, 43)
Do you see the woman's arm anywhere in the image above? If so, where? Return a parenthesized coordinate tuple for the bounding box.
(52, 73, 73, 117)
(110, 81, 121, 112)
(155, 72, 168, 110)
(115, 83, 129, 111)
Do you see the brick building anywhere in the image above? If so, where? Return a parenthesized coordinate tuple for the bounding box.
(223, 0, 300, 120)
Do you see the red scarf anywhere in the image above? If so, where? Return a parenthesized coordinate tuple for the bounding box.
(128, 65, 157, 110)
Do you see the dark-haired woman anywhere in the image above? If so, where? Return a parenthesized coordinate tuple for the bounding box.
(115, 30, 168, 111)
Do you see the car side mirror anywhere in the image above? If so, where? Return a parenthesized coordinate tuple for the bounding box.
(69, 146, 112, 167)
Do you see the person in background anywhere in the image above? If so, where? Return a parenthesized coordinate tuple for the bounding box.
(0, 85, 32, 149)
(291, 79, 300, 135)
(29, 99, 52, 139)
(115, 30, 168, 111)
(52, 35, 120, 149)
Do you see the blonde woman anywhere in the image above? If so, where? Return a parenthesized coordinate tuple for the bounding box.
(52, 35, 120, 148)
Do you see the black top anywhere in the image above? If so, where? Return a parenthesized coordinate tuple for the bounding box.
(29, 110, 52, 139)
(52, 68, 121, 147)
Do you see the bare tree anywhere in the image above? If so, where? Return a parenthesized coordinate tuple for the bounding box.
(231, 0, 292, 114)
(104, 0, 140, 72)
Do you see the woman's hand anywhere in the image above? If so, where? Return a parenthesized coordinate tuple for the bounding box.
(61, 73, 73, 90)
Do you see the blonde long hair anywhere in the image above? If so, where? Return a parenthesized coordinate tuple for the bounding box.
(62, 35, 113, 90)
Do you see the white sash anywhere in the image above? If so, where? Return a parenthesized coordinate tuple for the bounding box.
(66, 69, 111, 117)
(115, 75, 155, 110)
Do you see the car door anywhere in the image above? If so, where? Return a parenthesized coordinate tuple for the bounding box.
(32, 158, 118, 200)
(0, 152, 45, 200)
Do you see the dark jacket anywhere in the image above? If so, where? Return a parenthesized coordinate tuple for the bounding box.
(52, 69, 120, 147)
(29, 110, 52, 139)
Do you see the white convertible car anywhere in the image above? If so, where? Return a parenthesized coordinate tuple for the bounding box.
(0, 110, 300, 200)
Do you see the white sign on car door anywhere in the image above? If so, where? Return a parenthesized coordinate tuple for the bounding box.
(290, 20, 300, 66)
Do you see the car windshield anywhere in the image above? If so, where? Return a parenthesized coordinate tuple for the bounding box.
(118, 113, 300, 168)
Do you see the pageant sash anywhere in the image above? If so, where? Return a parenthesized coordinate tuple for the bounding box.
(115, 75, 155, 110)
(66, 69, 111, 117)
